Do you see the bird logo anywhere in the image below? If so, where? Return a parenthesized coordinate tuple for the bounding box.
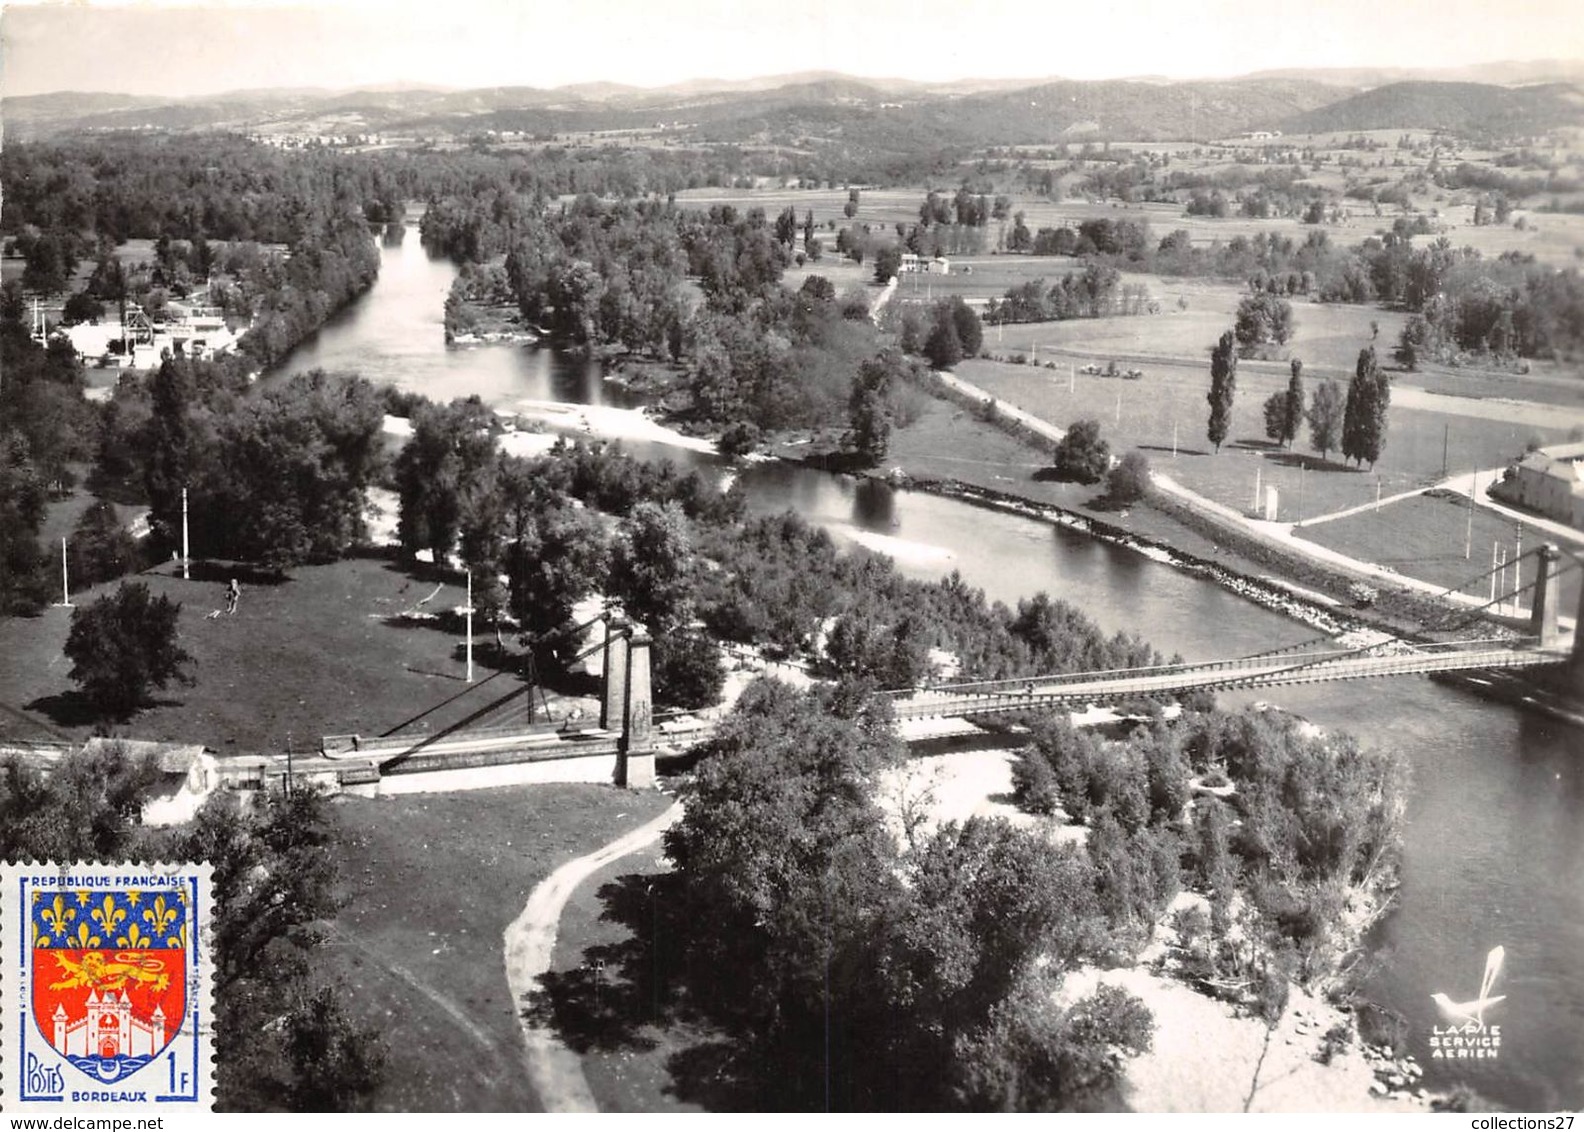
(1432, 945, 1506, 1029)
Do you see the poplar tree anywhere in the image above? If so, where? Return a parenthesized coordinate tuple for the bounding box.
(1308, 378, 1344, 462)
(1342, 346, 1390, 469)
(1283, 358, 1305, 446)
(1206, 330, 1237, 453)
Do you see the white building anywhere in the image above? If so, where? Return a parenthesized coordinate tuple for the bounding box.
(1495, 441, 1584, 529)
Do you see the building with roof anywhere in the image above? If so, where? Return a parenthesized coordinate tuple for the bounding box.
(1494, 441, 1584, 530)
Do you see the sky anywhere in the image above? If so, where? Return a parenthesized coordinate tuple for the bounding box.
(2, 0, 1582, 98)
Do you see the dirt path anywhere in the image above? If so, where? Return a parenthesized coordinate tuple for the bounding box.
(503, 802, 683, 1112)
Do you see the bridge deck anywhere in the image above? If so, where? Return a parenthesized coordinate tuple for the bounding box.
(889, 643, 1566, 720)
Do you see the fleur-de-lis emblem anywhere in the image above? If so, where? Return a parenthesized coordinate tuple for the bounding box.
(126, 890, 143, 907)
(39, 894, 75, 942)
(74, 890, 91, 907)
(68, 921, 102, 949)
(116, 922, 151, 949)
(91, 895, 126, 935)
(143, 894, 179, 938)
(167, 921, 188, 950)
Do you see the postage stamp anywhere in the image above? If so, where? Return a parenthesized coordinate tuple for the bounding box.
(3, 862, 213, 1111)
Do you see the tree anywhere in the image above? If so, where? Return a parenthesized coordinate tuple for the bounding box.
(1307, 378, 1345, 461)
(1206, 330, 1237, 453)
(1107, 451, 1151, 505)
(609, 500, 696, 634)
(1263, 391, 1293, 445)
(952, 978, 1153, 1111)
(170, 788, 388, 1110)
(773, 206, 799, 248)
(62, 289, 105, 325)
(873, 244, 903, 283)
(848, 353, 903, 467)
(799, 274, 836, 303)
(1341, 346, 1391, 469)
(844, 188, 860, 218)
(202, 371, 386, 568)
(142, 356, 200, 552)
(1283, 358, 1305, 447)
(281, 986, 388, 1111)
(923, 314, 964, 370)
(487, 459, 610, 645)
(68, 499, 140, 589)
(64, 581, 195, 718)
(942, 295, 984, 357)
(662, 679, 905, 1104)
(0, 429, 52, 615)
(394, 396, 496, 562)
(1052, 420, 1111, 484)
(652, 627, 726, 709)
(1234, 292, 1294, 356)
(1007, 211, 1032, 252)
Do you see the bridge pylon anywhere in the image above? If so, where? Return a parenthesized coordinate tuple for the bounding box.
(599, 616, 655, 790)
(1531, 543, 1563, 648)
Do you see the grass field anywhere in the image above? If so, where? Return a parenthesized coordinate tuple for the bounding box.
(951, 354, 1580, 524)
(325, 784, 673, 1112)
(1295, 490, 1584, 614)
(0, 553, 572, 750)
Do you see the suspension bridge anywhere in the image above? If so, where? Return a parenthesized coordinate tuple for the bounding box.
(206, 542, 1582, 795)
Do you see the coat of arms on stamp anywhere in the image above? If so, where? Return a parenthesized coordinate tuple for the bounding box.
(4, 862, 213, 1110)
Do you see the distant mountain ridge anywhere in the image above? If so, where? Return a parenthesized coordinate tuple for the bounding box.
(4, 63, 1582, 143)
(1276, 80, 1584, 135)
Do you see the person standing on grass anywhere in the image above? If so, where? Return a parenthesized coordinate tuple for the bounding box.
(225, 578, 240, 615)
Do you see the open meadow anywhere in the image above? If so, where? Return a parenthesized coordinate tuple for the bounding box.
(325, 784, 673, 1112)
(0, 552, 563, 750)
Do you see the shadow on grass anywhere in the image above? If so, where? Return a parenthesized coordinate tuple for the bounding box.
(23, 689, 181, 729)
(519, 871, 764, 1110)
(1032, 466, 1099, 486)
(1265, 451, 1359, 473)
(1085, 491, 1143, 513)
(183, 560, 292, 587)
(1137, 444, 1210, 457)
(521, 874, 672, 1055)
(1230, 438, 1284, 452)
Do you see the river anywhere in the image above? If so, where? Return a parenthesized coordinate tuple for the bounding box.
(271, 225, 1584, 1111)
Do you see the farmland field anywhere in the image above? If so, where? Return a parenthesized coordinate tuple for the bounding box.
(950, 355, 1580, 523)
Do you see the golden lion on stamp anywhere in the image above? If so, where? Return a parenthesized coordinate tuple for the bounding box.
(48, 950, 170, 996)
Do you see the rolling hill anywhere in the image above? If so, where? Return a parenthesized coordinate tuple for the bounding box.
(1276, 81, 1584, 135)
